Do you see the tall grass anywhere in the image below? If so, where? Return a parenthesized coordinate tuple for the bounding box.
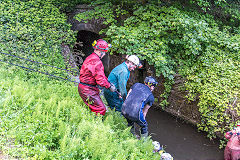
(0, 66, 159, 159)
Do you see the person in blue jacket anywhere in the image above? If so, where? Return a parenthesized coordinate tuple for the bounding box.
(121, 76, 158, 138)
(104, 55, 140, 112)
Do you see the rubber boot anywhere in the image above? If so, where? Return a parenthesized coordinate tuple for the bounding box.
(130, 125, 141, 139)
(130, 127, 136, 135)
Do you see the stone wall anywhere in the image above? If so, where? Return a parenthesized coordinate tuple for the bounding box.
(63, 4, 201, 125)
(108, 53, 201, 125)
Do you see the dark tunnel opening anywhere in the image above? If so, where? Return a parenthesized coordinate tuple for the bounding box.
(73, 30, 100, 69)
(68, 28, 223, 160)
(73, 30, 111, 74)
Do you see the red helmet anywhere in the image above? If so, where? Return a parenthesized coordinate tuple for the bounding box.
(92, 39, 111, 52)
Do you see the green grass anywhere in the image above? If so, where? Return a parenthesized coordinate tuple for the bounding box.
(0, 65, 160, 159)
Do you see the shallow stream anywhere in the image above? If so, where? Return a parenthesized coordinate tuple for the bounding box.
(146, 107, 224, 160)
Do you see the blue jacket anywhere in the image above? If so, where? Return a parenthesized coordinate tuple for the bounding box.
(121, 83, 154, 122)
(104, 62, 130, 111)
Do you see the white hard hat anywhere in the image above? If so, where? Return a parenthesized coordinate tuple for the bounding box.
(152, 141, 161, 152)
(126, 55, 140, 66)
(161, 153, 173, 160)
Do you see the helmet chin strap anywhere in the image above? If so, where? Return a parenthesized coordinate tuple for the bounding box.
(100, 51, 105, 59)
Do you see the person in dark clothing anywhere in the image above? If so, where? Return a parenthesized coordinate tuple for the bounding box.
(78, 39, 116, 116)
(121, 76, 158, 138)
(104, 55, 140, 112)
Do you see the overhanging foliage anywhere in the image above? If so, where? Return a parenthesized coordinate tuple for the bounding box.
(75, 0, 240, 145)
(0, 0, 160, 159)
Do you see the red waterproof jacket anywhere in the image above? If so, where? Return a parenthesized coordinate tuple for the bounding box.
(78, 53, 110, 115)
(224, 130, 240, 160)
(80, 53, 110, 88)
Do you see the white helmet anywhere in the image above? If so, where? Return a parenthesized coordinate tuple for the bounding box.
(152, 141, 161, 152)
(161, 153, 173, 160)
(126, 55, 140, 66)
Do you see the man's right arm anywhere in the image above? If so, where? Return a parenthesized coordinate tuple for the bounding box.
(142, 94, 154, 117)
(142, 104, 151, 118)
(118, 71, 129, 100)
(93, 61, 111, 88)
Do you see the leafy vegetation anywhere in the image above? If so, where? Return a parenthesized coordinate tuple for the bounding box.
(75, 0, 240, 144)
(0, 0, 239, 157)
(0, 0, 160, 159)
(0, 66, 159, 159)
(0, 0, 75, 67)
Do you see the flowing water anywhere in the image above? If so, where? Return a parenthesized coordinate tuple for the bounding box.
(145, 107, 224, 160)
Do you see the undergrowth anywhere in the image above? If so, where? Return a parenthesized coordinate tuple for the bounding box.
(0, 65, 159, 159)
(75, 0, 240, 144)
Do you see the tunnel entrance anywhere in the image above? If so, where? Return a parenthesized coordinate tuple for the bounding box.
(65, 6, 225, 159)
(67, 29, 224, 160)
(73, 30, 100, 69)
(72, 30, 113, 75)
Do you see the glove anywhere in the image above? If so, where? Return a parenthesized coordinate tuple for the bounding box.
(109, 83, 116, 92)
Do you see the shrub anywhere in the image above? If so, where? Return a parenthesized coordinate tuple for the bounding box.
(75, 1, 240, 143)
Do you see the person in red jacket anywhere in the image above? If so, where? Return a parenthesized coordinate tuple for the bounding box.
(224, 123, 240, 160)
(78, 39, 116, 115)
